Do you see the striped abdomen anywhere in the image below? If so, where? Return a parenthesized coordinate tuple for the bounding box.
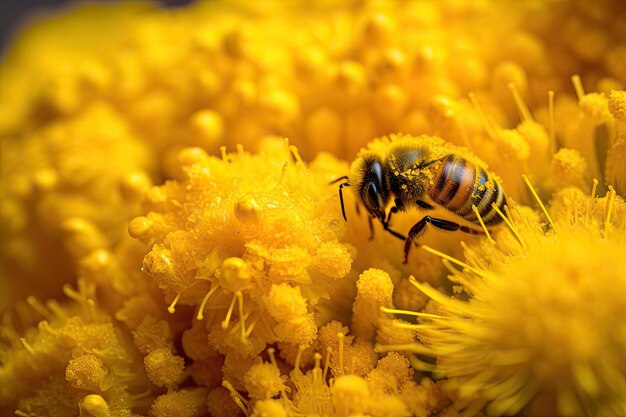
(429, 155, 506, 227)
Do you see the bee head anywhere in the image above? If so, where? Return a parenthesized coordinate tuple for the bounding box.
(359, 156, 390, 223)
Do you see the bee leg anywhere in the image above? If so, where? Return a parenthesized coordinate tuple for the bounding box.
(382, 223, 406, 241)
(385, 206, 399, 225)
(368, 216, 376, 240)
(382, 199, 406, 241)
(385, 199, 405, 224)
(403, 216, 460, 263)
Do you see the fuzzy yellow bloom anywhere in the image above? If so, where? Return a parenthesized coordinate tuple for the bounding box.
(131, 141, 352, 361)
(386, 187, 626, 416)
(0, 280, 156, 416)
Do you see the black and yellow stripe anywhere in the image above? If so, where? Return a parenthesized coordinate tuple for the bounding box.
(430, 155, 506, 228)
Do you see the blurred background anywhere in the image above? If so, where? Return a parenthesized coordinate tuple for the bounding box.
(0, 0, 196, 53)
(1, 0, 73, 52)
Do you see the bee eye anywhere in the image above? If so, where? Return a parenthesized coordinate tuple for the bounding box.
(364, 182, 379, 211)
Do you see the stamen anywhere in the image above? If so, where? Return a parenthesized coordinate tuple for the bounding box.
(604, 185, 616, 239)
(322, 347, 332, 381)
(62, 284, 82, 303)
(222, 380, 250, 416)
(571, 74, 585, 100)
(508, 82, 532, 122)
(522, 174, 555, 232)
(245, 316, 258, 337)
(493, 202, 527, 250)
(380, 306, 448, 320)
(293, 344, 306, 371)
(26, 296, 51, 320)
(548, 90, 556, 156)
(221, 292, 239, 329)
(586, 179, 599, 224)
(375, 342, 432, 354)
(236, 144, 244, 156)
(196, 285, 220, 320)
(408, 276, 476, 315)
(573, 191, 579, 226)
(392, 321, 433, 330)
(337, 332, 345, 376)
(283, 137, 290, 160)
(349, 356, 357, 375)
(220, 146, 228, 162)
(469, 92, 497, 140)
(472, 205, 496, 248)
(237, 291, 246, 340)
(20, 338, 36, 355)
(313, 352, 323, 386)
(420, 245, 488, 278)
(15, 411, 30, 417)
(267, 347, 278, 368)
(276, 162, 288, 186)
(409, 356, 436, 372)
(167, 293, 181, 314)
(46, 300, 66, 320)
(290, 145, 304, 165)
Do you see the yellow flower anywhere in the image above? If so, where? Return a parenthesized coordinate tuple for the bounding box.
(387, 186, 626, 416)
(0, 280, 155, 417)
(130, 140, 353, 364)
(2, 0, 626, 416)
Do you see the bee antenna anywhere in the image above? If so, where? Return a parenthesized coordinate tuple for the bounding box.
(338, 182, 350, 221)
(329, 175, 349, 185)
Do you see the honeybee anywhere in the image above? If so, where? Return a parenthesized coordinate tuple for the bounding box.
(335, 134, 507, 263)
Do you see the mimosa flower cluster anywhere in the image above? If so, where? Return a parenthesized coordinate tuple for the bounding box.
(1, 1, 625, 416)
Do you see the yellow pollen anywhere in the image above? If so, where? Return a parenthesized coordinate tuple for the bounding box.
(196, 285, 219, 320)
(604, 185, 616, 238)
(571, 74, 585, 100)
(508, 82, 533, 122)
(523, 174, 555, 232)
(167, 293, 181, 314)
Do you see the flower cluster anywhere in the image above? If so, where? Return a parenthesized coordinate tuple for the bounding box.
(1, 0, 626, 416)
(390, 185, 626, 416)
